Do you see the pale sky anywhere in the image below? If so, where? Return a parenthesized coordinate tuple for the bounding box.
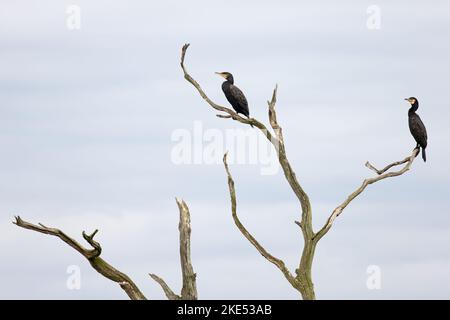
(1, 0, 450, 299)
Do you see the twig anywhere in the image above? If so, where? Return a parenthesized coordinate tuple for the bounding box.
(365, 153, 414, 175)
(149, 274, 181, 300)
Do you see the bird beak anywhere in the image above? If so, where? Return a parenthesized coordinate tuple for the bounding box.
(215, 72, 227, 79)
(404, 98, 410, 103)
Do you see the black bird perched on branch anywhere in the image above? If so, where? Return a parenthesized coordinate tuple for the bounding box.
(405, 97, 428, 162)
(216, 72, 251, 124)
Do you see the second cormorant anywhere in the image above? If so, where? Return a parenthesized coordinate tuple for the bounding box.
(405, 97, 428, 162)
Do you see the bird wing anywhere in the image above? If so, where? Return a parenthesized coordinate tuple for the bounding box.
(226, 85, 249, 117)
(409, 114, 428, 147)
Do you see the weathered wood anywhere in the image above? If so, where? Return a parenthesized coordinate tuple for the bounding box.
(13, 216, 146, 300)
(14, 197, 199, 300)
(314, 148, 419, 242)
(149, 198, 198, 300)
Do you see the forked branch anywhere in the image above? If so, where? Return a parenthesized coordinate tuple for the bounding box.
(13, 216, 146, 300)
(314, 148, 420, 242)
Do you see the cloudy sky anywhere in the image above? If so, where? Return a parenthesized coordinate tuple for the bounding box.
(1, 0, 450, 299)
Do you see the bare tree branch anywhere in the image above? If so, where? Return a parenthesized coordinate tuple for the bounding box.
(365, 151, 416, 175)
(268, 84, 283, 143)
(314, 148, 420, 242)
(149, 274, 181, 300)
(222, 153, 299, 289)
(149, 198, 198, 300)
(176, 198, 198, 300)
(265, 88, 313, 237)
(13, 216, 146, 300)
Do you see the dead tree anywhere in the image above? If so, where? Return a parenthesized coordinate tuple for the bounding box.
(14, 198, 197, 300)
(180, 43, 419, 300)
(13, 44, 420, 300)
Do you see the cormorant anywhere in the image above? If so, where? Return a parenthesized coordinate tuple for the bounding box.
(215, 72, 251, 122)
(405, 97, 428, 162)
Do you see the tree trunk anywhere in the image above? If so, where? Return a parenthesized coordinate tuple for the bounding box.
(296, 239, 316, 300)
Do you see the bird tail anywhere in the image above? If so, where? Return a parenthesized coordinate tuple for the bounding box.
(422, 148, 426, 162)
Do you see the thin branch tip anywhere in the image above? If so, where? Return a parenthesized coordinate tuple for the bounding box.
(316, 148, 418, 241)
(181, 43, 190, 61)
(13, 215, 21, 225)
(82, 229, 99, 240)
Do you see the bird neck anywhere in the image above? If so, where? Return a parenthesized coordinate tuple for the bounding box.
(226, 75, 234, 85)
(409, 101, 419, 114)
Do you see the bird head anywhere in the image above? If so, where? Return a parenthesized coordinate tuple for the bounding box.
(215, 72, 233, 82)
(404, 97, 418, 105)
